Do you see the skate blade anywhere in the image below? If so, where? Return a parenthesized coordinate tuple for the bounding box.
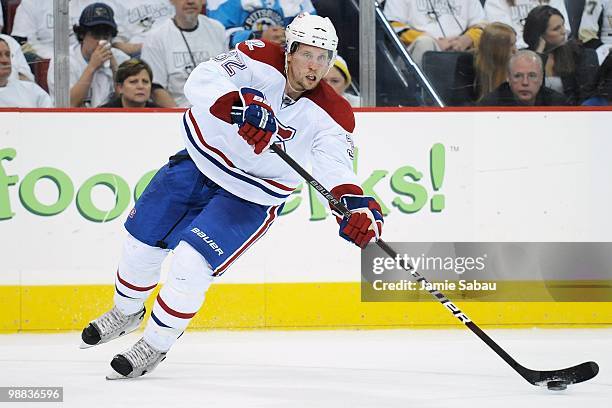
(105, 370, 130, 380)
(79, 341, 96, 349)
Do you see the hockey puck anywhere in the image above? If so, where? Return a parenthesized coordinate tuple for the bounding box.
(546, 380, 568, 391)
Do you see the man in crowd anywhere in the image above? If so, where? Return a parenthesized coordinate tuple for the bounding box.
(47, 2, 130, 107)
(478, 50, 568, 106)
(0, 38, 52, 107)
(141, 0, 227, 107)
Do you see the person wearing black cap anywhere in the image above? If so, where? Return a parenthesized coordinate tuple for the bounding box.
(47, 2, 131, 107)
(11, 0, 124, 61)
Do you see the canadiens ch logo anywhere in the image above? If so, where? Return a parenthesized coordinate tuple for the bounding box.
(271, 121, 296, 153)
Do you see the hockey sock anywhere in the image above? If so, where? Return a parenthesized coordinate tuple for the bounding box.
(143, 241, 214, 352)
(114, 234, 168, 315)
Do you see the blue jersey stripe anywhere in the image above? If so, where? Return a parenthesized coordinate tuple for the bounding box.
(150, 311, 172, 328)
(114, 285, 136, 299)
(182, 114, 290, 200)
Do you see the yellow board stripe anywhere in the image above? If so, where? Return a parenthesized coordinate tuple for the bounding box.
(1, 283, 611, 332)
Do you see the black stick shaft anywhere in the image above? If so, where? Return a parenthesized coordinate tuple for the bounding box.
(270, 143, 531, 381)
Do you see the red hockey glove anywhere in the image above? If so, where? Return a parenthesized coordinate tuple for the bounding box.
(337, 195, 384, 249)
(234, 87, 277, 154)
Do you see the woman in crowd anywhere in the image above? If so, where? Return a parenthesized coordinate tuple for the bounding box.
(323, 55, 360, 107)
(484, 0, 570, 49)
(101, 59, 158, 108)
(474, 22, 518, 102)
(523, 5, 598, 104)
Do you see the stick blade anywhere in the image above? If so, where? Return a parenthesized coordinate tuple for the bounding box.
(524, 361, 599, 388)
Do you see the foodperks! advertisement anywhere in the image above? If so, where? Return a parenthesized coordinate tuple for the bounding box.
(1, 110, 611, 286)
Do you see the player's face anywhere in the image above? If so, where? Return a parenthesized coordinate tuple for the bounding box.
(171, 0, 203, 20)
(117, 69, 152, 107)
(287, 44, 332, 92)
(542, 15, 566, 49)
(0, 42, 11, 80)
(508, 57, 543, 105)
(323, 66, 349, 95)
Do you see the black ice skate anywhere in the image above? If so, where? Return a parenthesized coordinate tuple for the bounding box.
(106, 338, 167, 380)
(79, 306, 146, 349)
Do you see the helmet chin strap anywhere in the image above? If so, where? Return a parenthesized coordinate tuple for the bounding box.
(285, 75, 302, 94)
(284, 53, 304, 96)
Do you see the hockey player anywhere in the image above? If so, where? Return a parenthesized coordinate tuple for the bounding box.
(79, 12, 384, 379)
(579, 0, 612, 64)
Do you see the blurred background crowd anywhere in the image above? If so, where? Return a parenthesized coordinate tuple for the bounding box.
(0, 0, 610, 108)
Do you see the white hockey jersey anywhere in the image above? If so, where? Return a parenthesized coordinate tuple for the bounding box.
(112, 0, 175, 45)
(580, 0, 612, 46)
(47, 42, 130, 107)
(182, 40, 359, 206)
(384, 0, 486, 39)
(141, 15, 227, 107)
(0, 78, 52, 108)
(484, 0, 570, 49)
(10, 0, 122, 59)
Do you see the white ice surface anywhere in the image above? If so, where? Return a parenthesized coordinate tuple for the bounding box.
(0, 328, 610, 408)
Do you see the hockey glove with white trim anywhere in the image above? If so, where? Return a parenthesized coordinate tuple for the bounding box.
(234, 87, 277, 154)
(337, 195, 384, 249)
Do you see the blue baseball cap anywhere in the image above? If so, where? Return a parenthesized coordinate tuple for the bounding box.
(79, 2, 117, 30)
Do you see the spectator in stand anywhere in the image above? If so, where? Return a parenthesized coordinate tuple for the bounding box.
(582, 53, 612, 106)
(206, 0, 316, 48)
(579, 0, 612, 64)
(0, 38, 52, 107)
(474, 22, 517, 102)
(101, 58, 158, 107)
(523, 5, 598, 105)
(141, 0, 227, 108)
(112, 0, 175, 57)
(323, 55, 360, 107)
(484, 0, 570, 50)
(10, 0, 124, 61)
(478, 49, 567, 106)
(384, 0, 487, 67)
(0, 34, 35, 81)
(47, 2, 130, 107)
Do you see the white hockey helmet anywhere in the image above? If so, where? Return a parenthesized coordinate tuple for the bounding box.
(285, 12, 338, 64)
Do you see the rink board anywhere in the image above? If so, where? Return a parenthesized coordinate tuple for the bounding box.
(1, 283, 611, 332)
(1, 109, 612, 331)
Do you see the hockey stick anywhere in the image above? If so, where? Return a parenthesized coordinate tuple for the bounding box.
(269, 142, 599, 390)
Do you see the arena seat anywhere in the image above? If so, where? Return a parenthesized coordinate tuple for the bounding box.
(566, 0, 586, 40)
(4, 0, 21, 35)
(30, 58, 50, 92)
(422, 51, 476, 106)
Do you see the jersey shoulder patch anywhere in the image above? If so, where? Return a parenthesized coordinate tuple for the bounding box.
(305, 81, 355, 133)
(236, 40, 285, 75)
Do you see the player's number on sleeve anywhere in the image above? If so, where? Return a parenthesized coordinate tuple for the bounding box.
(586, 0, 599, 15)
(244, 40, 266, 50)
(213, 51, 247, 77)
